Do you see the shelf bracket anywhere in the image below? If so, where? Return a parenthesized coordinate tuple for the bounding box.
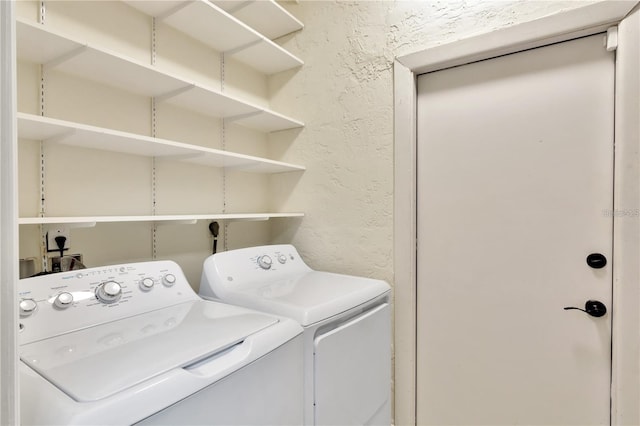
(226, 216, 269, 223)
(52, 221, 97, 229)
(224, 39, 262, 56)
(43, 45, 88, 71)
(154, 84, 196, 103)
(224, 0, 254, 14)
(43, 129, 75, 144)
(155, 1, 192, 21)
(225, 110, 262, 123)
(154, 152, 206, 161)
(154, 219, 198, 226)
(69, 222, 97, 228)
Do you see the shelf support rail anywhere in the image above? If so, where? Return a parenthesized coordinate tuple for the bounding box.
(151, 16, 157, 66)
(151, 18, 158, 260)
(38, 61, 48, 273)
(38, 0, 45, 24)
(221, 52, 227, 252)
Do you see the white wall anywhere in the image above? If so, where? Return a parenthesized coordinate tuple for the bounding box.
(270, 0, 598, 283)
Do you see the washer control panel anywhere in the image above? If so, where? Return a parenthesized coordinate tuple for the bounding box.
(18, 260, 198, 344)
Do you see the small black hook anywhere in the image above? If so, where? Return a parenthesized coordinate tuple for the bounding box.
(564, 300, 607, 317)
(209, 221, 220, 254)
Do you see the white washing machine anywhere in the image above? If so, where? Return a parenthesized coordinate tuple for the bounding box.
(18, 260, 304, 425)
(199, 245, 391, 425)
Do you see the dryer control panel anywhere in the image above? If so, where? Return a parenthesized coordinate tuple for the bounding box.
(18, 260, 198, 344)
(200, 244, 313, 300)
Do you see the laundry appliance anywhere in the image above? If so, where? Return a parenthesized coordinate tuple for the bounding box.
(18, 260, 303, 425)
(200, 244, 391, 425)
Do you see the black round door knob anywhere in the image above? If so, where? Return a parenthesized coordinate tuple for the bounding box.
(564, 300, 607, 317)
(586, 253, 607, 269)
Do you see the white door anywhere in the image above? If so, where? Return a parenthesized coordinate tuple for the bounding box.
(416, 34, 614, 425)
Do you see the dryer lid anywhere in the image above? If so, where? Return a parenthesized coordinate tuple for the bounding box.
(20, 300, 279, 402)
(223, 271, 390, 326)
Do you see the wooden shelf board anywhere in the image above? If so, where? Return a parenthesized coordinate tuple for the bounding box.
(233, 110, 304, 133)
(19, 213, 305, 226)
(212, 0, 303, 40)
(18, 113, 305, 173)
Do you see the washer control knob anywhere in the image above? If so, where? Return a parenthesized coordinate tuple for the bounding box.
(96, 281, 122, 304)
(257, 255, 273, 270)
(163, 274, 176, 287)
(277, 254, 287, 264)
(140, 277, 155, 291)
(19, 298, 38, 317)
(53, 292, 74, 309)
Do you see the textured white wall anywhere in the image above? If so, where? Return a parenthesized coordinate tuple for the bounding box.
(270, 0, 599, 288)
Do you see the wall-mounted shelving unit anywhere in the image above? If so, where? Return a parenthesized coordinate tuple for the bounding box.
(16, 0, 304, 277)
(123, 0, 303, 75)
(211, 0, 304, 40)
(16, 18, 303, 132)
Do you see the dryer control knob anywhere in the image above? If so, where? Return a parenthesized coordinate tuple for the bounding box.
(257, 255, 273, 270)
(277, 254, 287, 264)
(140, 277, 155, 291)
(162, 274, 176, 287)
(19, 298, 38, 317)
(53, 292, 74, 309)
(96, 281, 122, 304)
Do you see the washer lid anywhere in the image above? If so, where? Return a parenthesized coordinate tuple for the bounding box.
(20, 300, 278, 402)
(225, 271, 390, 326)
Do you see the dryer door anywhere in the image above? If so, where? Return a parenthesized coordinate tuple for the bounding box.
(314, 303, 391, 425)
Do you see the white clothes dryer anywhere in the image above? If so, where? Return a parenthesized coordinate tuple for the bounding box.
(199, 245, 391, 425)
(19, 260, 303, 425)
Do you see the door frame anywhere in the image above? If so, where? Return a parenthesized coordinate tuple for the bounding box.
(0, 0, 19, 424)
(393, 2, 640, 425)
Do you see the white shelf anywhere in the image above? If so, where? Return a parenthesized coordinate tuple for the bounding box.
(18, 113, 305, 173)
(19, 213, 305, 226)
(212, 0, 304, 40)
(123, 0, 303, 74)
(16, 19, 303, 132)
